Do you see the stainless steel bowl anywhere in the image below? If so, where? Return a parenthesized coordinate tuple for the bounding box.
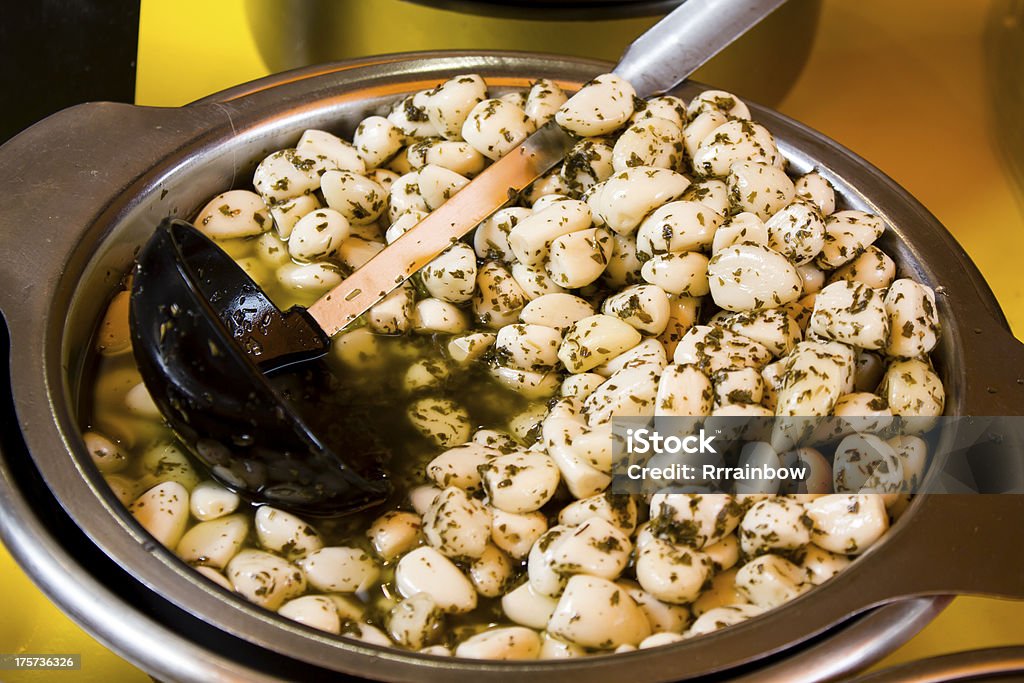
(1, 51, 1022, 683)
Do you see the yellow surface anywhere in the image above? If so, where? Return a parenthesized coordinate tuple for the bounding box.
(2, 0, 1021, 680)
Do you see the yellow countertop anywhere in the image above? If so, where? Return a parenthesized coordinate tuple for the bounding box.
(2, 0, 1022, 680)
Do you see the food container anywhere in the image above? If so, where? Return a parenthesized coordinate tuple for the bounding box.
(1, 51, 1022, 682)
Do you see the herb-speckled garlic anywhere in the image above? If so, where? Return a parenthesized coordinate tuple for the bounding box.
(90, 71, 949, 661)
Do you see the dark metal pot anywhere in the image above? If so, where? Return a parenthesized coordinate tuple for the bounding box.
(0, 51, 1022, 683)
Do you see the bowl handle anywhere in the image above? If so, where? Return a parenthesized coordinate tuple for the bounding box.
(0, 102, 227, 323)
(950, 294, 1024, 417)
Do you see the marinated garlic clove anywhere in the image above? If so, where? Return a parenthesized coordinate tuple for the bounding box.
(423, 74, 488, 141)
(412, 298, 470, 335)
(502, 582, 560, 630)
(800, 544, 852, 585)
(367, 511, 423, 560)
(648, 493, 742, 549)
(687, 89, 751, 120)
(297, 129, 366, 175)
(611, 117, 684, 172)
(601, 284, 671, 335)
(474, 207, 531, 261)
(560, 138, 615, 194)
(387, 91, 440, 139)
(693, 120, 782, 177)
(711, 211, 769, 254)
(635, 536, 712, 604)
(320, 170, 387, 225)
(816, 209, 885, 269)
(832, 433, 902, 506)
(417, 164, 470, 210)
(558, 492, 638, 535)
(687, 604, 765, 636)
(584, 366, 660, 426)
(395, 546, 477, 613)
(765, 201, 826, 265)
(805, 493, 889, 555)
(352, 115, 406, 169)
(387, 593, 445, 649)
(226, 549, 306, 611)
(480, 452, 560, 514)
(829, 245, 896, 289)
(636, 200, 723, 256)
(462, 98, 535, 161)
(129, 481, 189, 548)
(276, 261, 342, 294)
(809, 280, 890, 350)
(738, 498, 810, 556)
(422, 486, 492, 559)
(253, 149, 321, 205)
(655, 364, 713, 417)
(369, 283, 415, 335)
(421, 242, 477, 304)
(707, 243, 803, 313)
(547, 575, 651, 649)
(548, 517, 632, 581)
(279, 595, 341, 634)
(454, 627, 541, 660)
(473, 262, 529, 329)
(95, 291, 132, 356)
(511, 262, 567, 300)
(508, 199, 592, 266)
(447, 332, 496, 364)
(176, 514, 249, 569)
(794, 170, 836, 216)
(539, 632, 588, 659)
(884, 279, 940, 358)
(524, 78, 568, 127)
(491, 508, 548, 559)
(255, 506, 324, 560)
(520, 293, 594, 333)
(558, 314, 642, 374)
(469, 543, 515, 598)
(639, 632, 686, 649)
(555, 74, 636, 137)
(735, 554, 809, 608)
(426, 442, 498, 492)
(593, 337, 668, 378)
(641, 252, 711, 298)
(297, 547, 380, 593)
(589, 166, 690, 236)
(673, 325, 773, 373)
(494, 324, 563, 372)
(880, 358, 944, 422)
(602, 232, 645, 289)
(545, 227, 614, 289)
(83, 431, 128, 474)
(287, 208, 350, 263)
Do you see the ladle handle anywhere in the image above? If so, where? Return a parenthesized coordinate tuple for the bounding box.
(614, 0, 788, 98)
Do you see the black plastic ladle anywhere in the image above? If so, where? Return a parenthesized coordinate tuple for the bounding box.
(128, 0, 787, 516)
(130, 219, 391, 516)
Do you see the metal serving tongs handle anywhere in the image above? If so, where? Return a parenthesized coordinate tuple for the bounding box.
(302, 0, 788, 339)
